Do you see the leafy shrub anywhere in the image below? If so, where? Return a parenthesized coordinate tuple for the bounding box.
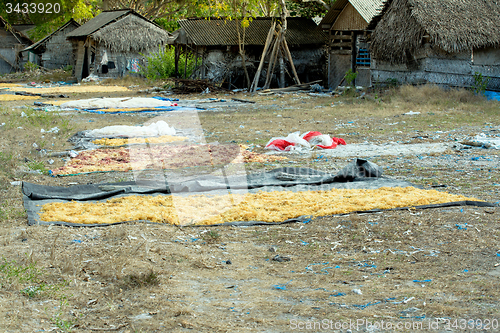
(344, 69, 358, 87)
(24, 61, 39, 72)
(471, 72, 490, 95)
(141, 46, 197, 80)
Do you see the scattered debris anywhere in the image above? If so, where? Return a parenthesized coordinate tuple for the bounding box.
(171, 79, 226, 94)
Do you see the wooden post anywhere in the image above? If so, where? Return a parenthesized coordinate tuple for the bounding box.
(174, 45, 180, 79)
(263, 28, 282, 89)
(194, 45, 199, 79)
(282, 38, 301, 85)
(201, 48, 206, 79)
(184, 46, 188, 79)
(250, 22, 276, 92)
(279, 50, 285, 88)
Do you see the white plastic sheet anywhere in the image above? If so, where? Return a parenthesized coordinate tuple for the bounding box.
(61, 97, 175, 109)
(89, 121, 176, 138)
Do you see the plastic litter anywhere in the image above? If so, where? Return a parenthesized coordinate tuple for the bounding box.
(272, 255, 291, 262)
(413, 279, 432, 283)
(469, 133, 500, 149)
(352, 301, 381, 309)
(272, 280, 291, 290)
(265, 131, 346, 151)
(41, 127, 59, 134)
(81, 74, 100, 82)
(352, 289, 362, 295)
(310, 84, 324, 92)
(404, 111, 421, 115)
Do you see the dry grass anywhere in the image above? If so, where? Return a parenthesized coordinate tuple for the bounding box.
(394, 84, 484, 105)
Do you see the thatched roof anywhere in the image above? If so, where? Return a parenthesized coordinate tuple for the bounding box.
(370, 0, 500, 64)
(174, 17, 326, 46)
(92, 14, 170, 52)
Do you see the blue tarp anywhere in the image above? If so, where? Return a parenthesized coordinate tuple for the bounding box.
(485, 91, 500, 101)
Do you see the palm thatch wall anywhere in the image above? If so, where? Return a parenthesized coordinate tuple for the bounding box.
(92, 14, 170, 53)
(371, 0, 500, 64)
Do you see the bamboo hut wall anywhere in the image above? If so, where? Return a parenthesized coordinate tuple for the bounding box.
(40, 25, 78, 69)
(332, 3, 368, 31)
(93, 43, 145, 78)
(0, 30, 23, 73)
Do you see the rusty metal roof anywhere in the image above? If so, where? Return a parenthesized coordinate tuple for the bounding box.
(177, 17, 326, 46)
(320, 0, 387, 27)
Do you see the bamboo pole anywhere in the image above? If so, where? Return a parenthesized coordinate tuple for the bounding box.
(279, 50, 285, 88)
(250, 22, 276, 92)
(194, 45, 199, 79)
(184, 46, 188, 79)
(282, 37, 301, 85)
(263, 28, 282, 89)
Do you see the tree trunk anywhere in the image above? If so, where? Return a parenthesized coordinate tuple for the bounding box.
(236, 21, 251, 89)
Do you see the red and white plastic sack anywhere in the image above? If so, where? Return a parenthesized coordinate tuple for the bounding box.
(265, 131, 346, 151)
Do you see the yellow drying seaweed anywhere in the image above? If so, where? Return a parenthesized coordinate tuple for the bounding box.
(0, 83, 23, 88)
(8, 85, 129, 94)
(39, 187, 478, 226)
(0, 95, 40, 101)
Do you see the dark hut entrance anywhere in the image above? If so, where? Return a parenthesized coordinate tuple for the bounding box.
(82, 46, 90, 79)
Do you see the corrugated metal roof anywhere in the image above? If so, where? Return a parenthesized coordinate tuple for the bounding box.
(320, 0, 387, 27)
(351, 0, 387, 23)
(23, 19, 79, 52)
(66, 10, 130, 38)
(177, 18, 326, 46)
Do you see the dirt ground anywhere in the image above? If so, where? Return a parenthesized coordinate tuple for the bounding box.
(0, 79, 499, 332)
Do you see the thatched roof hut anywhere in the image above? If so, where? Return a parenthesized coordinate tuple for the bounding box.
(92, 14, 170, 52)
(66, 9, 171, 81)
(369, 0, 500, 64)
(67, 9, 170, 52)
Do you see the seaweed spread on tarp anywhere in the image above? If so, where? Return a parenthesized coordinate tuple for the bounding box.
(23, 161, 497, 227)
(48, 143, 286, 176)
